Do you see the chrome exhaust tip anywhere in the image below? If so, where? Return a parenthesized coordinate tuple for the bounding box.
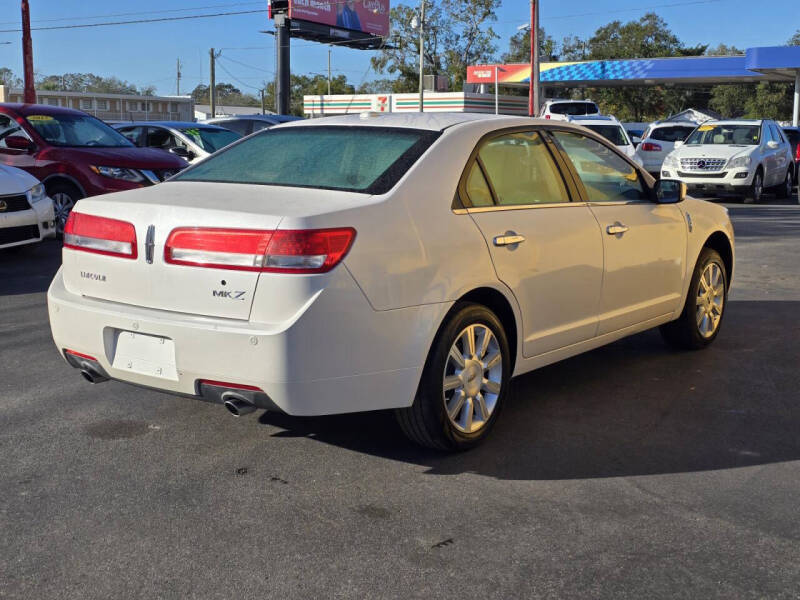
(222, 393, 256, 417)
(80, 368, 109, 384)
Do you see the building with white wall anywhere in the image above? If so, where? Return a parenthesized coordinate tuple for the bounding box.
(0, 86, 194, 122)
(304, 92, 529, 117)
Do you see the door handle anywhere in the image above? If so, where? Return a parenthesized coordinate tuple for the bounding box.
(493, 234, 526, 247)
(606, 223, 629, 235)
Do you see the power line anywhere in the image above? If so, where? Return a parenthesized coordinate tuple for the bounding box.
(0, 2, 264, 27)
(0, 9, 266, 33)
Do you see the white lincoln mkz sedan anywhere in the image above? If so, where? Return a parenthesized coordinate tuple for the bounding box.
(48, 113, 734, 450)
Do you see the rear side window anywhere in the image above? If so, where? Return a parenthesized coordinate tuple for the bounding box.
(769, 124, 785, 143)
(476, 131, 569, 206)
(650, 126, 695, 142)
(175, 126, 440, 194)
(584, 124, 628, 146)
(551, 131, 646, 203)
(465, 163, 494, 207)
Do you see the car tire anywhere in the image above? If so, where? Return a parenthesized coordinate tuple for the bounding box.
(395, 303, 511, 451)
(660, 247, 728, 350)
(46, 181, 83, 236)
(776, 169, 793, 200)
(745, 168, 763, 203)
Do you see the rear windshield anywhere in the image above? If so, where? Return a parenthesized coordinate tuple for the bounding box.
(584, 124, 628, 146)
(549, 102, 599, 116)
(686, 124, 760, 145)
(650, 125, 696, 142)
(174, 126, 440, 194)
(782, 129, 800, 144)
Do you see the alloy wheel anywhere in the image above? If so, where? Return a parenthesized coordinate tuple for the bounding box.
(442, 324, 503, 434)
(695, 262, 725, 338)
(52, 192, 75, 234)
(753, 173, 763, 202)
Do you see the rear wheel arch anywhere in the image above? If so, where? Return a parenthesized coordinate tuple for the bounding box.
(702, 231, 733, 287)
(453, 287, 519, 373)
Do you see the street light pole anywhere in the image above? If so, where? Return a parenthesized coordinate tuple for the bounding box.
(418, 0, 424, 112)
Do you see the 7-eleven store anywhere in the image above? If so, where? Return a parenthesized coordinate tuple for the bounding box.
(303, 92, 529, 116)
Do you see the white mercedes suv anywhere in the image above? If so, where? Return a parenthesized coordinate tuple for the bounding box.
(661, 119, 793, 202)
(48, 113, 734, 450)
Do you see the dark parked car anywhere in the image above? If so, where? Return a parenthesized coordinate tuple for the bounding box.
(781, 126, 800, 182)
(204, 114, 302, 136)
(0, 104, 187, 232)
(113, 121, 241, 163)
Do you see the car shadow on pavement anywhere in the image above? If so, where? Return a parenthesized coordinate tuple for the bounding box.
(0, 239, 62, 296)
(259, 300, 800, 481)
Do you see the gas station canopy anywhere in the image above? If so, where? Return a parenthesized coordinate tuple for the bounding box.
(467, 46, 800, 88)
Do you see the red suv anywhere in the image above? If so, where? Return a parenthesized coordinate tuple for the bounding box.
(0, 103, 187, 232)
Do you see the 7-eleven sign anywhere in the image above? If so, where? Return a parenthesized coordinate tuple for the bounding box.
(371, 95, 391, 112)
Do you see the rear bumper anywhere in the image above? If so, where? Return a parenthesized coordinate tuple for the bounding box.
(47, 268, 450, 416)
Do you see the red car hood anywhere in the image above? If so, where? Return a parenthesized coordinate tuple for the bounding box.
(48, 146, 187, 169)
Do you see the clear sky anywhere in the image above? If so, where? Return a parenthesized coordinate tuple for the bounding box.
(0, 0, 796, 98)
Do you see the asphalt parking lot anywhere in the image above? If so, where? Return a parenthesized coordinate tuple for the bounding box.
(1, 199, 799, 599)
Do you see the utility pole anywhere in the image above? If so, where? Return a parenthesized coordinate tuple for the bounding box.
(418, 0, 424, 112)
(274, 13, 291, 114)
(327, 47, 332, 96)
(260, 88, 266, 115)
(528, 0, 540, 117)
(21, 0, 35, 104)
(176, 58, 183, 96)
(209, 48, 220, 117)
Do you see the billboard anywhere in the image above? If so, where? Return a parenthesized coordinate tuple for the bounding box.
(289, 0, 389, 38)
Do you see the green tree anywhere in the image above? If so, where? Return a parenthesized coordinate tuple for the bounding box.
(580, 13, 706, 121)
(370, 0, 500, 93)
(502, 27, 557, 63)
(0, 67, 22, 89)
(36, 73, 150, 95)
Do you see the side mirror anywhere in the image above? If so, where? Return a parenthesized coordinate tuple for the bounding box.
(673, 140, 684, 149)
(4, 135, 34, 152)
(169, 146, 195, 160)
(654, 178, 686, 204)
(632, 136, 641, 146)
(767, 140, 780, 149)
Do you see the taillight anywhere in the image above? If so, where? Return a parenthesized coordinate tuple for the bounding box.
(65, 349, 97, 361)
(795, 145, 800, 160)
(199, 379, 263, 392)
(640, 142, 662, 152)
(164, 227, 356, 274)
(544, 114, 551, 119)
(63, 212, 138, 259)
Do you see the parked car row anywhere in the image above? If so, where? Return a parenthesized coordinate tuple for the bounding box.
(0, 103, 302, 251)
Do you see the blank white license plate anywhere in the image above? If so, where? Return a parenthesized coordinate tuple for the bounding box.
(111, 330, 178, 381)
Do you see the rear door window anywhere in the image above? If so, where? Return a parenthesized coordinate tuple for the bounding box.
(476, 131, 570, 206)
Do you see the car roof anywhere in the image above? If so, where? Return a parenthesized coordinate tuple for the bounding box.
(0, 102, 92, 116)
(114, 121, 228, 130)
(279, 112, 538, 132)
